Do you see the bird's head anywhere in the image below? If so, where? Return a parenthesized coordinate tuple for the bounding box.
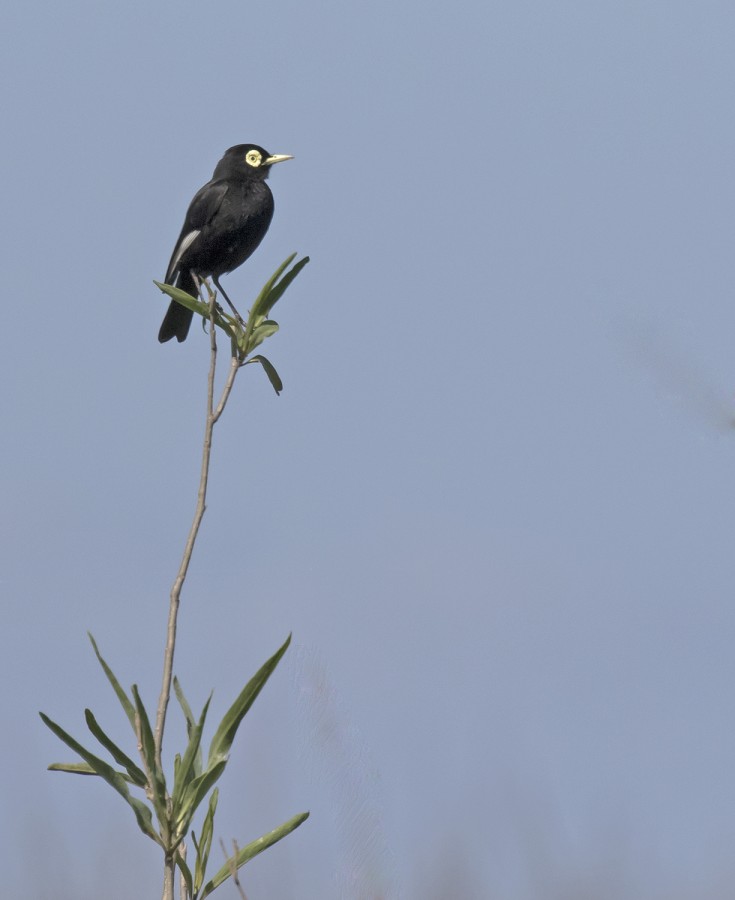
(214, 144, 293, 180)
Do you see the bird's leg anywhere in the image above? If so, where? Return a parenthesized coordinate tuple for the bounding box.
(190, 273, 228, 334)
(193, 274, 220, 309)
(213, 277, 246, 328)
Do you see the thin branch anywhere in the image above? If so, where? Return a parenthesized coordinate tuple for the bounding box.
(146, 256, 305, 900)
(220, 838, 248, 900)
(154, 281, 247, 900)
(156, 288, 220, 900)
(154, 285, 220, 771)
(213, 356, 239, 423)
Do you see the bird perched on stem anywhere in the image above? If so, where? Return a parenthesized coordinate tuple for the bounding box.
(158, 144, 293, 343)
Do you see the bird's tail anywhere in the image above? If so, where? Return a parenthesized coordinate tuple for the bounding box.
(158, 270, 197, 343)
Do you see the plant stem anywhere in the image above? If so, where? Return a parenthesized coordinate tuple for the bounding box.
(153, 294, 217, 779)
(154, 287, 240, 785)
(148, 254, 306, 895)
(162, 856, 175, 900)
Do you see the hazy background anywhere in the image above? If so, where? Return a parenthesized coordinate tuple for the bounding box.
(3, 1, 735, 897)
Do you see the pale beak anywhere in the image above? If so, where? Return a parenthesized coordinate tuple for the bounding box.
(264, 154, 294, 166)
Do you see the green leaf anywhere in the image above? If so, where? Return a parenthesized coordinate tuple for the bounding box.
(175, 849, 193, 898)
(84, 709, 147, 787)
(131, 686, 168, 821)
(88, 633, 136, 734)
(174, 761, 227, 836)
(244, 320, 279, 354)
(48, 762, 98, 776)
(154, 281, 207, 316)
(249, 254, 298, 321)
(207, 635, 291, 767)
(173, 753, 181, 790)
(200, 811, 309, 898)
(257, 255, 310, 317)
(174, 677, 197, 730)
(172, 694, 212, 815)
(174, 678, 205, 779)
(193, 788, 219, 895)
(154, 281, 236, 338)
(47, 761, 141, 784)
(40, 712, 161, 845)
(245, 355, 283, 395)
(232, 255, 308, 363)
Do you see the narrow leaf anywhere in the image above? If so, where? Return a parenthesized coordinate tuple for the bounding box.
(131, 686, 167, 814)
(88, 633, 136, 733)
(249, 254, 297, 321)
(245, 320, 279, 354)
(154, 281, 235, 338)
(175, 849, 193, 898)
(40, 712, 161, 845)
(174, 679, 205, 779)
(85, 709, 146, 787)
(47, 762, 141, 784)
(154, 281, 207, 315)
(48, 762, 98, 776)
(174, 677, 196, 731)
(245, 355, 283, 395)
(172, 695, 212, 814)
(175, 761, 227, 836)
(207, 635, 291, 767)
(194, 788, 219, 895)
(258, 255, 309, 316)
(200, 812, 309, 898)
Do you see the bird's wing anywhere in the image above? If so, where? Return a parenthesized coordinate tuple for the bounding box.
(165, 180, 230, 282)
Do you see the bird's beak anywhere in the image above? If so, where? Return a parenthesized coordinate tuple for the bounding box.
(264, 154, 294, 166)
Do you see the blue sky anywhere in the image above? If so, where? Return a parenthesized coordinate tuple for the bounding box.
(3, 1, 735, 897)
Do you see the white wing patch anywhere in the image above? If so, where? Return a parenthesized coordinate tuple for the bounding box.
(166, 229, 201, 281)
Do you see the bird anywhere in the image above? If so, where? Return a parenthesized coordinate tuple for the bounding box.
(158, 144, 293, 343)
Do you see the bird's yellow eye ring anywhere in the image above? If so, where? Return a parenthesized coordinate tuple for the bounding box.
(245, 150, 262, 167)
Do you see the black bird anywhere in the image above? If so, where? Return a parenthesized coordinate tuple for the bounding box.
(158, 144, 293, 343)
